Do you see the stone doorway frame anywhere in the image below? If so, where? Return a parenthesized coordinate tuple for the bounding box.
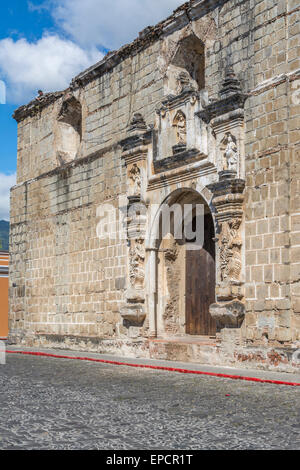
(146, 187, 217, 338)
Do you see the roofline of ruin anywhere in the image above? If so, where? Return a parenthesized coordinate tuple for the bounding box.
(13, 0, 227, 123)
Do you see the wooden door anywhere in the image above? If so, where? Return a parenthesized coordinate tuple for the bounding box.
(186, 213, 216, 336)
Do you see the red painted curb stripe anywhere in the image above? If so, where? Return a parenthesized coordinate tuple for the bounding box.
(6, 350, 300, 387)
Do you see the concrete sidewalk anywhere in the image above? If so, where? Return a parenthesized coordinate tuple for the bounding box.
(7, 344, 300, 385)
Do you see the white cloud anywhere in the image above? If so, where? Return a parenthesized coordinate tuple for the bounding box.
(51, 0, 184, 50)
(0, 35, 102, 104)
(0, 1, 184, 105)
(0, 173, 16, 220)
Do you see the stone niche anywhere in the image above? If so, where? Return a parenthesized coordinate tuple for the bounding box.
(154, 71, 209, 171)
(164, 34, 205, 96)
(55, 94, 82, 165)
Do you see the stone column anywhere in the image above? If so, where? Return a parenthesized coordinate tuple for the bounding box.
(208, 173, 245, 329)
(147, 247, 158, 337)
(201, 65, 248, 330)
(119, 114, 151, 327)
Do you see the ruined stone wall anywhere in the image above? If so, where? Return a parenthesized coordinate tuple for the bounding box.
(15, 42, 163, 185)
(9, 0, 300, 366)
(10, 39, 164, 345)
(10, 148, 129, 341)
(13, 0, 259, 185)
(9, 1, 218, 346)
(244, 0, 300, 347)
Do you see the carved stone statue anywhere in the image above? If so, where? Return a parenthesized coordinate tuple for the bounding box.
(173, 110, 186, 145)
(129, 239, 145, 289)
(223, 134, 238, 172)
(129, 163, 141, 195)
(219, 218, 242, 282)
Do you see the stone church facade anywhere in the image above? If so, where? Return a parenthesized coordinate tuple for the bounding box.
(10, 0, 300, 371)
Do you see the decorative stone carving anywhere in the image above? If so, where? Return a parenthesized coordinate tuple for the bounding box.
(197, 66, 247, 125)
(121, 209, 146, 325)
(128, 113, 147, 133)
(164, 246, 178, 262)
(129, 238, 145, 289)
(221, 133, 238, 173)
(173, 110, 187, 145)
(119, 114, 150, 327)
(219, 218, 242, 282)
(219, 65, 242, 100)
(190, 94, 197, 106)
(201, 64, 247, 330)
(210, 301, 245, 329)
(120, 304, 145, 324)
(154, 65, 207, 165)
(198, 67, 244, 178)
(170, 109, 187, 155)
(208, 172, 245, 330)
(129, 163, 141, 196)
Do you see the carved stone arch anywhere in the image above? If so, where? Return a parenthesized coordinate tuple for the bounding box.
(147, 186, 214, 250)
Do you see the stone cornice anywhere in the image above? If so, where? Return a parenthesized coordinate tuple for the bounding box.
(119, 131, 152, 152)
(153, 148, 205, 173)
(197, 92, 248, 124)
(122, 145, 149, 165)
(148, 160, 216, 191)
(207, 176, 245, 197)
(10, 144, 116, 190)
(13, 91, 65, 123)
(159, 89, 198, 111)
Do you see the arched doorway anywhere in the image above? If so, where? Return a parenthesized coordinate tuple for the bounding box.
(152, 189, 216, 338)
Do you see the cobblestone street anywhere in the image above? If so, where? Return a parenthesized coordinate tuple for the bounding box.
(0, 352, 299, 450)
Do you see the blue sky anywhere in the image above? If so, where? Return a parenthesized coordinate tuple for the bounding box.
(0, 0, 183, 219)
(0, 2, 52, 175)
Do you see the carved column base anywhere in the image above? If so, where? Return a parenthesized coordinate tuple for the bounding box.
(121, 304, 146, 325)
(121, 289, 146, 326)
(126, 288, 145, 303)
(209, 300, 245, 329)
